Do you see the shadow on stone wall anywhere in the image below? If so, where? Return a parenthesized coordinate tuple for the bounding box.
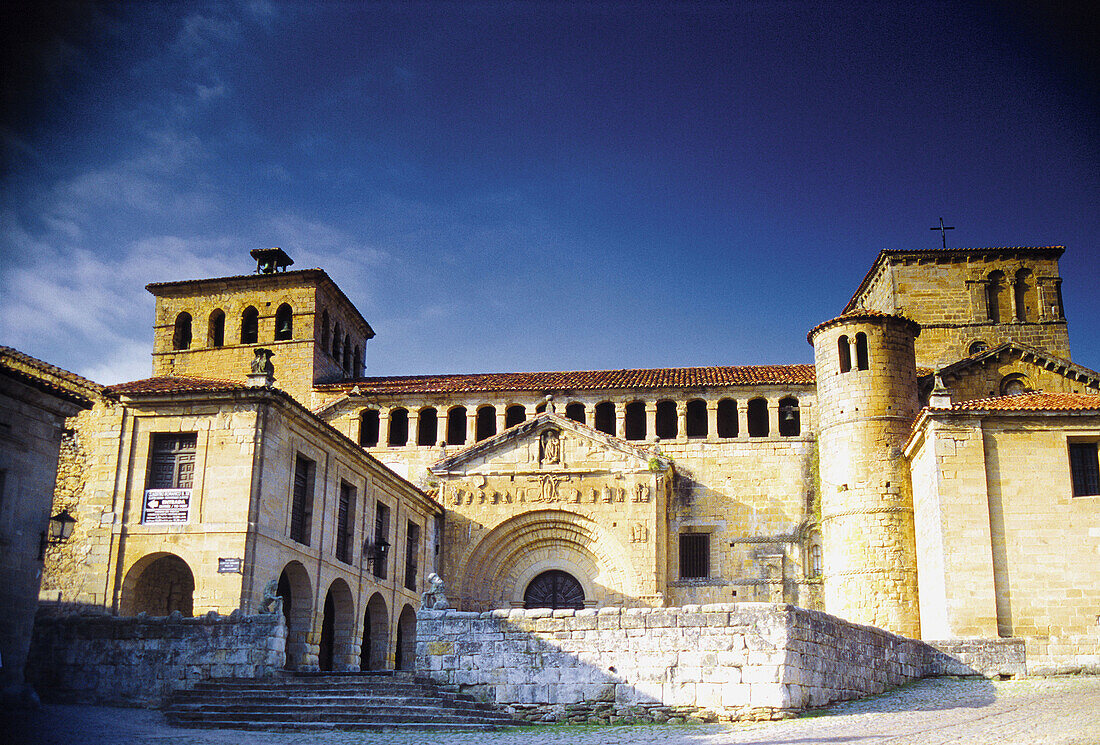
(416, 603, 1024, 724)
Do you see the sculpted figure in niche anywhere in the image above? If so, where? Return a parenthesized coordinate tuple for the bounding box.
(631, 523, 648, 543)
(633, 483, 650, 503)
(602, 485, 614, 503)
(538, 475, 560, 502)
(540, 429, 561, 464)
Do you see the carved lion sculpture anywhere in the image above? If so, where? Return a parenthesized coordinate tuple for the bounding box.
(420, 572, 450, 610)
(259, 578, 283, 616)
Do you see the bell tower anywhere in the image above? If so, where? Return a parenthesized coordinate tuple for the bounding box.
(147, 248, 374, 407)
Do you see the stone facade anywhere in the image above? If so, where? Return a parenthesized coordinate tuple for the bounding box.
(415, 603, 1024, 723)
(845, 247, 1070, 368)
(0, 347, 95, 697)
(25, 609, 285, 704)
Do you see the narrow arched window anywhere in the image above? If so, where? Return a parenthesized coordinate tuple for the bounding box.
(624, 401, 646, 441)
(359, 410, 380, 447)
(352, 346, 361, 377)
(208, 309, 225, 348)
(241, 306, 259, 344)
(565, 402, 585, 424)
(505, 405, 526, 428)
(778, 396, 800, 437)
(987, 270, 1005, 322)
(417, 408, 438, 446)
(686, 399, 707, 438)
(447, 406, 467, 445)
(388, 408, 409, 446)
(655, 400, 677, 439)
(274, 303, 293, 341)
(594, 402, 614, 435)
(476, 406, 496, 441)
(838, 335, 851, 373)
(320, 310, 330, 351)
(172, 312, 192, 350)
(716, 398, 737, 438)
(331, 322, 341, 360)
(343, 336, 351, 374)
(855, 332, 869, 371)
(747, 398, 769, 437)
(1015, 268, 1034, 322)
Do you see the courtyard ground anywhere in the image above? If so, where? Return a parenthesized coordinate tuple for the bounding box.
(3, 675, 1099, 745)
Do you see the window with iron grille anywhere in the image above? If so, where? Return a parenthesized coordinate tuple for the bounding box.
(1070, 442, 1100, 497)
(335, 481, 355, 563)
(147, 433, 196, 489)
(679, 533, 709, 579)
(405, 520, 420, 591)
(372, 502, 389, 578)
(290, 454, 314, 545)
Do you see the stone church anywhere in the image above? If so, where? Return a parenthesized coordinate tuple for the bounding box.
(44, 244, 1100, 674)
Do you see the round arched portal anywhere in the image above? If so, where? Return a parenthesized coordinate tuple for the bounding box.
(524, 570, 585, 610)
(394, 604, 417, 672)
(119, 552, 194, 617)
(360, 593, 390, 671)
(318, 579, 355, 672)
(457, 510, 633, 611)
(277, 561, 313, 670)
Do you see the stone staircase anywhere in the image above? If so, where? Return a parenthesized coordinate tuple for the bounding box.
(164, 671, 529, 732)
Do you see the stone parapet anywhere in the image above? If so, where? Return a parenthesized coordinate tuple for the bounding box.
(25, 610, 286, 704)
(415, 603, 1018, 723)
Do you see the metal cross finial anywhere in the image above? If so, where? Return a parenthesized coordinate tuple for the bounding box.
(930, 217, 955, 248)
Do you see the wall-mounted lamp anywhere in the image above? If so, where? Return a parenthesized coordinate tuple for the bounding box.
(39, 509, 76, 559)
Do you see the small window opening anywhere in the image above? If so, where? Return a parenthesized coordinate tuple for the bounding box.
(208, 309, 225, 348)
(624, 401, 646, 441)
(716, 398, 737, 438)
(685, 399, 707, 438)
(594, 402, 615, 435)
(969, 340, 989, 356)
(778, 396, 800, 437)
(241, 306, 259, 345)
(320, 310, 330, 350)
(809, 543, 823, 578)
(352, 346, 361, 377)
(447, 407, 467, 445)
(172, 312, 192, 350)
(290, 454, 315, 545)
(359, 410, 380, 447)
(679, 533, 709, 579)
(565, 402, 585, 424)
(343, 336, 351, 375)
(1015, 268, 1034, 322)
(838, 335, 851, 373)
(417, 408, 438, 446)
(747, 398, 769, 437)
(331, 322, 341, 361)
(505, 405, 526, 428)
(1069, 443, 1100, 497)
(388, 408, 409, 446)
(274, 303, 293, 341)
(476, 406, 496, 441)
(655, 400, 677, 439)
(855, 332, 869, 370)
(987, 270, 1006, 322)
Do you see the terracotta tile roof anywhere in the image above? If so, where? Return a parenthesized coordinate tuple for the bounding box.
(844, 246, 1065, 313)
(806, 311, 920, 344)
(318, 364, 817, 395)
(107, 375, 251, 395)
(0, 345, 101, 407)
(935, 392, 1100, 413)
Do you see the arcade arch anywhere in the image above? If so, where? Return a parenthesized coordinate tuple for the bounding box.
(119, 552, 194, 617)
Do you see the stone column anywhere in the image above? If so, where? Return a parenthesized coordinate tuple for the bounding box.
(378, 409, 391, 449)
(466, 410, 477, 444)
(1008, 278, 1020, 321)
(706, 400, 718, 441)
(408, 409, 420, 447)
(676, 401, 687, 441)
(496, 409, 507, 435)
(615, 404, 626, 440)
(645, 402, 657, 442)
(525, 403, 538, 421)
(768, 399, 780, 438)
(737, 401, 748, 438)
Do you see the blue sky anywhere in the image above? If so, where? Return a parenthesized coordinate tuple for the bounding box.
(2, 1, 1097, 384)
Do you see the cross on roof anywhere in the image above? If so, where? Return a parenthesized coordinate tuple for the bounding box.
(930, 217, 955, 248)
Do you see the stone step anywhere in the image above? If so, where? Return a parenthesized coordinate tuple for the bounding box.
(171, 693, 491, 708)
(168, 720, 506, 732)
(167, 703, 514, 719)
(166, 709, 510, 724)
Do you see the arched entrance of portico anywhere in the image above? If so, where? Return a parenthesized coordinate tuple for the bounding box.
(276, 561, 313, 670)
(456, 510, 634, 611)
(119, 552, 195, 616)
(360, 593, 389, 670)
(318, 579, 355, 671)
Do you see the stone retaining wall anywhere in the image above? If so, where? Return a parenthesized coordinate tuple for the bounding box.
(416, 603, 1024, 723)
(26, 610, 286, 704)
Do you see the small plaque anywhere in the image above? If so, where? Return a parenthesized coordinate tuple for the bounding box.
(218, 557, 242, 573)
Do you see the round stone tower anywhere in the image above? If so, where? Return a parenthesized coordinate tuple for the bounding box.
(808, 311, 922, 638)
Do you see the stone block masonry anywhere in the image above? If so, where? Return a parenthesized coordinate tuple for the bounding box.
(25, 609, 286, 704)
(416, 603, 1024, 723)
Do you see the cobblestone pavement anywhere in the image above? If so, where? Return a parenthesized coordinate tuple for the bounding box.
(4, 676, 1100, 745)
